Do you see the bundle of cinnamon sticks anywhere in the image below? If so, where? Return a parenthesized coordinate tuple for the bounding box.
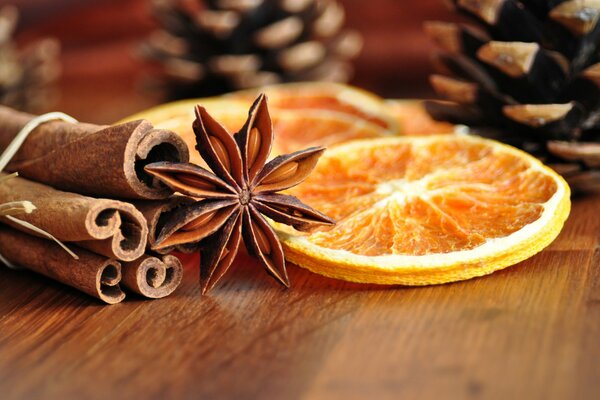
(0, 105, 191, 304)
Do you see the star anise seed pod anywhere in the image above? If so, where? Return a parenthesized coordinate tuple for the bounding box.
(145, 94, 335, 294)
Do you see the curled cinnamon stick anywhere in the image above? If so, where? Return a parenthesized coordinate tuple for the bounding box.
(0, 106, 189, 199)
(135, 196, 194, 253)
(0, 174, 148, 261)
(0, 226, 125, 304)
(122, 254, 183, 298)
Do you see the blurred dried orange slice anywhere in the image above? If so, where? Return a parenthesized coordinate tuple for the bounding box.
(228, 82, 399, 133)
(386, 99, 457, 136)
(122, 83, 397, 161)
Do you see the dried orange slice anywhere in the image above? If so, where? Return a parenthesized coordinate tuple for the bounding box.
(275, 135, 570, 285)
(121, 85, 393, 159)
(227, 82, 399, 133)
(269, 110, 386, 154)
(386, 99, 457, 136)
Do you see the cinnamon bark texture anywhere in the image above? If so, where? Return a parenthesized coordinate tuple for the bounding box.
(122, 254, 183, 299)
(0, 174, 148, 261)
(0, 227, 125, 304)
(0, 105, 189, 199)
(135, 196, 194, 254)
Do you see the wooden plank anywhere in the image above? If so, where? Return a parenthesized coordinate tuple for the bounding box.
(304, 249, 594, 399)
(0, 194, 599, 399)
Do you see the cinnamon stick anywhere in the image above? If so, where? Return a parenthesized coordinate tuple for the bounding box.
(0, 226, 125, 304)
(0, 174, 148, 261)
(0, 106, 189, 199)
(135, 196, 194, 254)
(122, 254, 183, 299)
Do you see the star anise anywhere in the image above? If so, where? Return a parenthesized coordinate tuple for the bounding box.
(145, 94, 335, 294)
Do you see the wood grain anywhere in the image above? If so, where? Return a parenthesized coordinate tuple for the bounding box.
(1, 193, 599, 400)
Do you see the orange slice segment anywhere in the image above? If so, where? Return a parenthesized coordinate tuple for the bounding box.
(275, 135, 570, 285)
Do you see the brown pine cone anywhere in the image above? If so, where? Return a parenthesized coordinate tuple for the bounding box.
(141, 0, 362, 98)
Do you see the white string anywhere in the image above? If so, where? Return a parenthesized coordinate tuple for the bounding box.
(0, 112, 80, 270)
(0, 251, 18, 269)
(5, 215, 79, 260)
(0, 112, 77, 171)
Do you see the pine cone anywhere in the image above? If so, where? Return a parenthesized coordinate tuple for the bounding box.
(424, 0, 600, 191)
(0, 6, 60, 112)
(141, 0, 362, 98)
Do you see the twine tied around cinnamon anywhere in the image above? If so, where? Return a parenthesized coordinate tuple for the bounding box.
(0, 112, 80, 269)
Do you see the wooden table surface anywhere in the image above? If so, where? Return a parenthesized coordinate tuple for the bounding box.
(2, 1, 599, 398)
(1, 192, 599, 399)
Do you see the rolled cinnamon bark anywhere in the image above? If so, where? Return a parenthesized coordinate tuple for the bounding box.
(0, 106, 189, 199)
(0, 174, 148, 261)
(0, 226, 126, 304)
(135, 196, 194, 254)
(122, 254, 183, 299)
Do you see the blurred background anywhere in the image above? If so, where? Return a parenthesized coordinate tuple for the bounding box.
(6, 0, 456, 123)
